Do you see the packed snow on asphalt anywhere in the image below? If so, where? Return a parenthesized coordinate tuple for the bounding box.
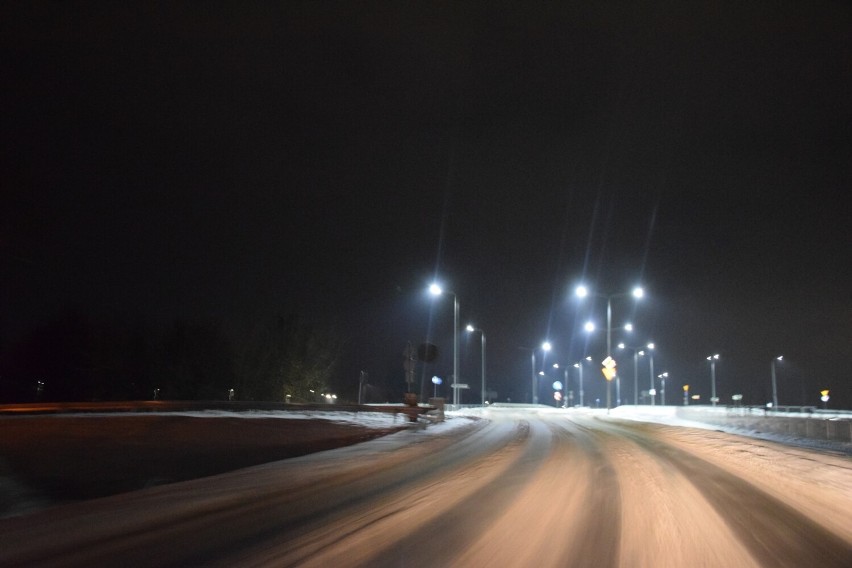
(1, 405, 850, 567)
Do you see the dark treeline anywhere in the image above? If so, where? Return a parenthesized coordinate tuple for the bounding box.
(0, 312, 342, 404)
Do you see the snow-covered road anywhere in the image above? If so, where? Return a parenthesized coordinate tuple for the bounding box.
(1, 407, 850, 567)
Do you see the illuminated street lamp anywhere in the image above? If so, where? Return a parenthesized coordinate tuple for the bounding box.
(706, 354, 720, 406)
(575, 284, 643, 358)
(555, 363, 568, 407)
(549, 362, 573, 408)
(520, 341, 551, 405)
(618, 342, 645, 405)
(466, 324, 486, 405)
(647, 343, 656, 406)
(770, 355, 783, 410)
(576, 285, 643, 413)
(658, 372, 668, 405)
(429, 283, 459, 407)
(573, 356, 592, 407)
(431, 376, 442, 398)
(536, 341, 552, 404)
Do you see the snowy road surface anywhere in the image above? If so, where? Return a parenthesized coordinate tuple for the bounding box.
(1, 407, 850, 567)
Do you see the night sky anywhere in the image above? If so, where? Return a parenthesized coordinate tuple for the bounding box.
(2, 2, 850, 408)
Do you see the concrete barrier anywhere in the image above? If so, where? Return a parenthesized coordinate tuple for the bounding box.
(676, 406, 852, 443)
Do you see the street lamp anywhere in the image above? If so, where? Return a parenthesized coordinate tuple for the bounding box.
(429, 283, 460, 407)
(519, 342, 551, 405)
(706, 354, 720, 406)
(573, 356, 592, 406)
(647, 343, 656, 406)
(658, 372, 668, 405)
(540, 363, 566, 408)
(466, 324, 487, 405)
(551, 363, 572, 408)
(431, 376, 442, 398)
(552, 364, 565, 405)
(617, 342, 646, 405)
(576, 284, 643, 412)
(575, 284, 643, 357)
(770, 355, 783, 409)
(536, 342, 552, 404)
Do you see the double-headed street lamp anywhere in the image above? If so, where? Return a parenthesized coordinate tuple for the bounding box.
(657, 372, 668, 405)
(429, 283, 459, 407)
(573, 357, 592, 407)
(576, 285, 643, 412)
(617, 342, 654, 405)
(537, 342, 552, 404)
(540, 363, 566, 407)
(647, 343, 656, 405)
(706, 354, 720, 406)
(618, 343, 640, 405)
(770, 355, 783, 409)
(466, 324, 486, 406)
(575, 285, 643, 357)
(521, 342, 552, 404)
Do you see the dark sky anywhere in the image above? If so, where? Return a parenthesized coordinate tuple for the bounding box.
(2, 2, 850, 408)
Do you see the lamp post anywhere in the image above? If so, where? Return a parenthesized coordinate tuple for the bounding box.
(429, 284, 459, 408)
(552, 362, 578, 408)
(538, 367, 563, 407)
(466, 324, 486, 405)
(573, 356, 592, 406)
(576, 285, 643, 412)
(530, 350, 536, 404)
(617, 342, 647, 405)
(706, 354, 720, 406)
(770, 355, 783, 409)
(658, 372, 668, 405)
(550, 363, 568, 407)
(536, 342, 552, 404)
(431, 376, 442, 398)
(519, 342, 551, 405)
(575, 284, 643, 359)
(647, 343, 656, 406)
